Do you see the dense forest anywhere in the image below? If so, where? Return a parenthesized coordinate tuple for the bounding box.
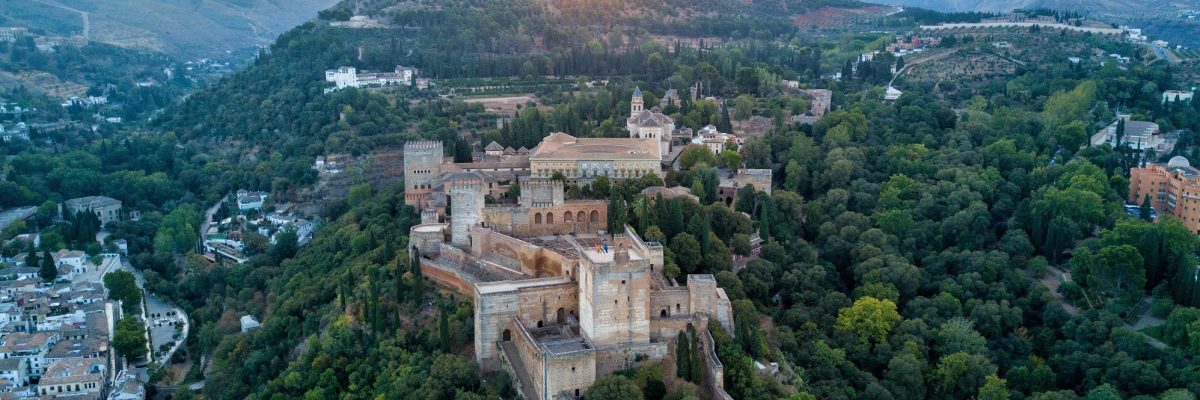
(3, 0, 1200, 399)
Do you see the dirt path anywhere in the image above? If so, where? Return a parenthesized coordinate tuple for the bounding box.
(1039, 266, 1080, 315)
(1036, 266, 1168, 349)
(30, 0, 89, 40)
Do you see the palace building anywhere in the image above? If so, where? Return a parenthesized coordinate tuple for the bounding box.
(528, 132, 662, 182)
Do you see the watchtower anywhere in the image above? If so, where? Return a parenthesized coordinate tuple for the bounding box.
(403, 140, 443, 207)
(448, 172, 486, 246)
(519, 178, 565, 209)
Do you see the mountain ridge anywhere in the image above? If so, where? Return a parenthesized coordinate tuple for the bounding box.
(0, 0, 340, 59)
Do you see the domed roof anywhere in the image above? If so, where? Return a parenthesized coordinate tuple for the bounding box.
(1168, 156, 1191, 168)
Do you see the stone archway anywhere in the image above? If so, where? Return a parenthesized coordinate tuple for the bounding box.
(557, 308, 566, 324)
(590, 210, 599, 224)
(502, 329, 511, 341)
(547, 212, 554, 224)
(534, 212, 542, 224)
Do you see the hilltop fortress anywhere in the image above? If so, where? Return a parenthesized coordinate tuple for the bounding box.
(401, 90, 739, 400)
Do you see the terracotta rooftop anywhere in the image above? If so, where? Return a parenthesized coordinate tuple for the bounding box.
(529, 132, 659, 161)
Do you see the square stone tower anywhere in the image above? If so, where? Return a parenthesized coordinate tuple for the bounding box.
(403, 141, 443, 207)
(577, 240, 652, 346)
(519, 178, 565, 209)
(448, 172, 486, 246)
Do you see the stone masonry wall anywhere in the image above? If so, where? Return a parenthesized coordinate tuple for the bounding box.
(593, 342, 668, 376)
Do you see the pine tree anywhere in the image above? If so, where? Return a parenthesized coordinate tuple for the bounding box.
(39, 249, 57, 282)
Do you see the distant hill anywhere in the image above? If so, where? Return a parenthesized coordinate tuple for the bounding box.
(874, 0, 1200, 48)
(0, 0, 340, 59)
(864, 0, 1195, 13)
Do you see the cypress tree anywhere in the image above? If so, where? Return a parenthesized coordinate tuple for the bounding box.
(688, 328, 703, 383)
(760, 198, 774, 243)
(439, 299, 451, 353)
(1140, 194, 1154, 221)
(396, 252, 408, 305)
(24, 244, 38, 268)
(411, 248, 424, 303)
(664, 199, 685, 239)
(675, 331, 691, 380)
(39, 249, 57, 282)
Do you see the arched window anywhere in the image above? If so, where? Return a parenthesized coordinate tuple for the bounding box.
(534, 212, 542, 224)
(590, 210, 600, 223)
(577, 211, 586, 224)
(660, 309, 668, 317)
(547, 212, 554, 224)
(565, 212, 574, 223)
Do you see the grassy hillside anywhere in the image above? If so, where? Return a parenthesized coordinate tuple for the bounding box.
(0, 0, 339, 58)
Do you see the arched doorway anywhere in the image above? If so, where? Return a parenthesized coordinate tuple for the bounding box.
(537, 320, 544, 328)
(534, 212, 542, 224)
(547, 212, 554, 224)
(557, 308, 566, 324)
(502, 329, 511, 341)
(565, 212, 574, 223)
(660, 309, 668, 317)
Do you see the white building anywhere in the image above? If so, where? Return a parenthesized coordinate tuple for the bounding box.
(60, 96, 107, 109)
(235, 190, 268, 211)
(1089, 116, 1173, 155)
(1163, 90, 1194, 103)
(0, 332, 59, 378)
(691, 125, 738, 154)
(0, 358, 27, 388)
(324, 65, 417, 93)
(0, 28, 27, 42)
(240, 315, 261, 333)
(884, 86, 903, 102)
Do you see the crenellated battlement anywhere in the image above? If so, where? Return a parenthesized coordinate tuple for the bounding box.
(404, 140, 443, 150)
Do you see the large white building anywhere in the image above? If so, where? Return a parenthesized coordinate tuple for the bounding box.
(324, 65, 417, 93)
(1089, 116, 1174, 155)
(625, 87, 675, 158)
(1163, 90, 1194, 103)
(691, 125, 738, 154)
